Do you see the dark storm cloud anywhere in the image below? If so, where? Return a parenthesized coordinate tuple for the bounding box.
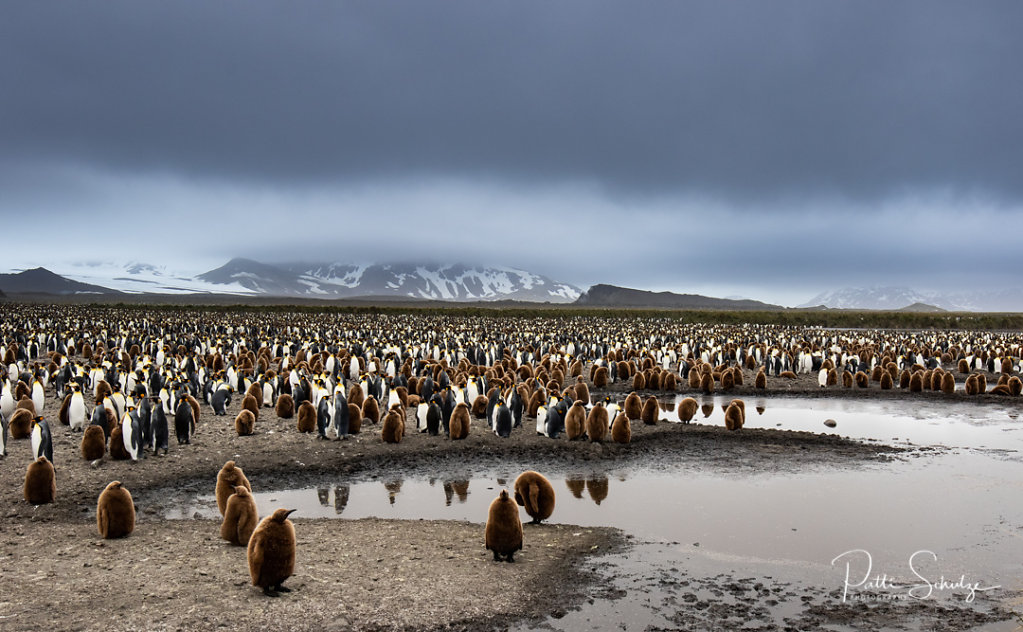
(3, 1, 1022, 202)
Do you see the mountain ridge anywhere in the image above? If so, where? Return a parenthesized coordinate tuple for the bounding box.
(575, 284, 784, 310)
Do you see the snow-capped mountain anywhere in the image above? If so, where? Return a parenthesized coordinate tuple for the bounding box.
(197, 259, 582, 302)
(49, 259, 580, 302)
(800, 286, 1023, 312)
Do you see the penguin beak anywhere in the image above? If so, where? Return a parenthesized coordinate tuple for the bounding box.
(284, 509, 297, 518)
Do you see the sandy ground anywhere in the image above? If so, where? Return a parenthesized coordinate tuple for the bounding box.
(1, 366, 1019, 630)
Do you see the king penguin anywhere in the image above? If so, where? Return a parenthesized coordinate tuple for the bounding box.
(31, 418, 53, 464)
(68, 383, 87, 431)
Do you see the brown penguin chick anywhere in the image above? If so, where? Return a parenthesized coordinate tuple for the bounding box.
(1009, 376, 1022, 396)
(346, 383, 365, 409)
(720, 369, 735, 391)
(921, 369, 933, 390)
(977, 374, 987, 393)
(957, 359, 970, 374)
(700, 372, 715, 394)
(246, 382, 262, 403)
(899, 370, 911, 389)
(296, 401, 316, 433)
(513, 471, 555, 524)
(574, 380, 590, 405)
(728, 399, 746, 427)
(870, 366, 883, 382)
(448, 402, 470, 440)
(347, 403, 363, 434)
(248, 508, 297, 596)
(909, 372, 924, 392)
(990, 384, 1013, 396)
(221, 485, 259, 546)
(242, 394, 260, 421)
(1002, 358, 1014, 374)
(471, 395, 489, 418)
(623, 392, 642, 420)
(854, 371, 869, 388)
(235, 409, 256, 436)
(16, 396, 35, 417)
(58, 393, 72, 426)
(963, 374, 978, 395)
(929, 369, 944, 392)
(381, 408, 404, 443)
(661, 372, 678, 391)
(754, 370, 767, 390)
(779, 370, 797, 380)
(880, 372, 894, 390)
(81, 425, 106, 460)
(592, 366, 609, 388)
(362, 396, 381, 424)
(677, 397, 698, 423)
(216, 460, 253, 516)
(109, 425, 130, 460)
(585, 405, 609, 442)
(632, 372, 646, 391)
(731, 367, 744, 387)
(526, 390, 545, 417)
(94, 380, 112, 402)
(688, 369, 701, 389)
(827, 368, 839, 386)
(485, 490, 523, 563)
(724, 402, 744, 432)
(564, 401, 587, 440)
(610, 412, 631, 444)
(24, 456, 55, 504)
(97, 481, 135, 539)
(394, 386, 409, 409)
(9, 408, 33, 440)
(184, 394, 201, 425)
(15, 380, 31, 400)
(940, 371, 956, 394)
(275, 393, 295, 419)
(640, 396, 659, 425)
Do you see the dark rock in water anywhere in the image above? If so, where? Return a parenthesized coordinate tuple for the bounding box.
(823, 419, 837, 428)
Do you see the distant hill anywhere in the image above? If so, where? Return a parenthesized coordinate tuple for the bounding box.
(899, 302, 946, 313)
(801, 286, 1023, 312)
(574, 284, 784, 310)
(0, 268, 120, 295)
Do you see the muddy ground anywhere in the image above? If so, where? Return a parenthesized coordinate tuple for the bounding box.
(1, 370, 1019, 631)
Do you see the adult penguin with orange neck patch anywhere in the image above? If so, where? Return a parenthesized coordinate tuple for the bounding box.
(248, 508, 297, 597)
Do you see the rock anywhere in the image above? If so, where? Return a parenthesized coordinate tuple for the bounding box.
(823, 419, 837, 428)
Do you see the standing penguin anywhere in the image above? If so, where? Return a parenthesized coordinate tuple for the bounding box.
(24, 456, 55, 504)
(151, 399, 169, 455)
(0, 411, 8, 457)
(68, 383, 87, 431)
(331, 389, 349, 440)
(485, 490, 523, 563)
(221, 485, 259, 547)
(216, 460, 252, 516)
(564, 401, 586, 440)
(248, 508, 297, 596)
(31, 379, 45, 416)
(585, 405, 610, 443)
(513, 471, 556, 524)
(81, 425, 106, 460)
(96, 481, 135, 539)
(610, 412, 631, 444)
(121, 408, 141, 461)
(492, 400, 512, 438)
(31, 418, 53, 464)
(174, 396, 194, 445)
(426, 401, 442, 436)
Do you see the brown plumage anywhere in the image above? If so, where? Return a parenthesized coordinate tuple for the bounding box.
(587, 477, 609, 505)
(485, 490, 523, 563)
(347, 403, 363, 433)
(16, 396, 35, 417)
(9, 408, 32, 439)
(909, 372, 924, 392)
(854, 371, 869, 388)
(661, 372, 678, 390)
(880, 372, 893, 390)
(81, 425, 106, 460)
(724, 402, 743, 432)
(565, 401, 587, 440)
(526, 390, 545, 417)
(700, 372, 715, 394)
(720, 369, 735, 391)
(574, 381, 590, 405)
(347, 383, 365, 409)
(623, 392, 642, 420)
(97, 481, 134, 539)
(957, 359, 970, 373)
(247, 508, 297, 596)
(381, 408, 405, 443)
(216, 460, 252, 516)
(729, 399, 746, 426)
(964, 374, 979, 395)
(235, 409, 256, 436)
(1009, 376, 1022, 396)
(899, 370, 911, 389)
(754, 370, 767, 390)
(592, 366, 609, 388)
(929, 369, 944, 391)
(221, 485, 259, 546)
(921, 369, 933, 390)
(94, 380, 112, 402)
(990, 384, 1012, 396)
(275, 393, 295, 418)
(689, 368, 702, 389)
(24, 456, 55, 504)
(362, 396, 381, 424)
(731, 367, 743, 387)
(977, 373, 987, 394)
(471, 395, 489, 418)
(242, 394, 260, 421)
(449, 402, 470, 440)
(246, 383, 263, 403)
(184, 394, 201, 425)
(779, 370, 797, 380)
(296, 401, 316, 433)
(109, 425, 130, 460)
(677, 397, 698, 423)
(870, 366, 883, 382)
(940, 372, 956, 394)
(610, 412, 631, 444)
(640, 396, 659, 425)
(58, 394, 71, 426)
(632, 372, 646, 391)
(585, 405, 610, 442)
(513, 471, 555, 524)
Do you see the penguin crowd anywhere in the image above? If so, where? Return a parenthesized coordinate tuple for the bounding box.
(2, 304, 1022, 596)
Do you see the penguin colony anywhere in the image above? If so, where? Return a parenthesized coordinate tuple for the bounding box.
(1, 305, 1022, 595)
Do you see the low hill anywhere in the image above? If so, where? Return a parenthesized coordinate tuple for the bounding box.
(0, 268, 120, 295)
(574, 284, 783, 310)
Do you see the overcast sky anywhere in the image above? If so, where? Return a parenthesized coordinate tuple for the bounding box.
(2, 1, 1021, 306)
